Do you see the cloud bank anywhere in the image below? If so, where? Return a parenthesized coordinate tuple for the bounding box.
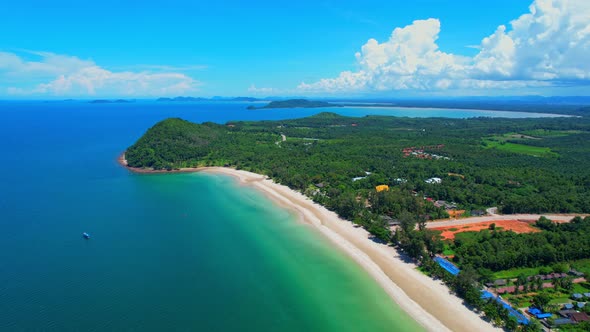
(0, 51, 201, 97)
(298, 0, 590, 94)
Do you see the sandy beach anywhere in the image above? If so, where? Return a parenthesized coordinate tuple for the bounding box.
(119, 155, 500, 331)
(198, 167, 501, 332)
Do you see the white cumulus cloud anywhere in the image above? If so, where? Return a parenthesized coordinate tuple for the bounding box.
(1, 51, 201, 97)
(298, 0, 590, 94)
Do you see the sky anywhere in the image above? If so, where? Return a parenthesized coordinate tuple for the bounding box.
(1, 0, 589, 98)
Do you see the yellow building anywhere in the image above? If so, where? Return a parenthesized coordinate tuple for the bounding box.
(375, 185, 389, 192)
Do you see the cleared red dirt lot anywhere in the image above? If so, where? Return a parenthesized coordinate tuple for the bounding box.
(431, 220, 541, 240)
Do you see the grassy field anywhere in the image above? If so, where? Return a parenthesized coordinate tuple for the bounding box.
(549, 296, 573, 305)
(492, 259, 590, 281)
(483, 138, 558, 157)
(442, 243, 455, 256)
(571, 259, 590, 276)
(573, 283, 590, 294)
(504, 294, 533, 308)
(493, 266, 542, 279)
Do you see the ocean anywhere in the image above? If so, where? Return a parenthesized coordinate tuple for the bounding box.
(0, 101, 562, 331)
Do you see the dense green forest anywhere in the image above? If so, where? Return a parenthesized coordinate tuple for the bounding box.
(126, 113, 590, 221)
(452, 216, 590, 271)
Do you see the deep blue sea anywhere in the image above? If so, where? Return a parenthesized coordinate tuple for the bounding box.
(0, 101, 565, 331)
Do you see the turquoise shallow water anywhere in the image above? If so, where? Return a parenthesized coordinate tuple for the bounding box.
(0, 101, 428, 331)
(1, 172, 423, 331)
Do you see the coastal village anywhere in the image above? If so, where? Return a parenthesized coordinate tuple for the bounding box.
(437, 254, 589, 329)
(402, 145, 451, 160)
(343, 161, 590, 331)
(422, 211, 589, 329)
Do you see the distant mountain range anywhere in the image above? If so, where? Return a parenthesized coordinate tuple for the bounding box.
(157, 96, 261, 102)
(89, 99, 133, 104)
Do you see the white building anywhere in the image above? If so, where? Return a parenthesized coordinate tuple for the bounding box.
(425, 177, 442, 184)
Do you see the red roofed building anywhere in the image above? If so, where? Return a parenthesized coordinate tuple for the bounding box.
(569, 312, 590, 323)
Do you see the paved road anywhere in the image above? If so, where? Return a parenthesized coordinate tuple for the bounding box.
(426, 213, 586, 228)
(275, 134, 287, 145)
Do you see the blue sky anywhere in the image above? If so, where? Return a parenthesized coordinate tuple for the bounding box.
(1, 0, 589, 98)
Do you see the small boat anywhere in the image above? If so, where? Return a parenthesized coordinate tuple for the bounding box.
(82, 232, 90, 239)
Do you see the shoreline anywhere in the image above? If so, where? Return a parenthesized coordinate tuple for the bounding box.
(200, 167, 500, 332)
(119, 153, 499, 332)
(117, 153, 204, 174)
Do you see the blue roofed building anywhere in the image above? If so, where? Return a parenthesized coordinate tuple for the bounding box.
(480, 291, 528, 325)
(528, 308, 552, 319)
(434, 256, 460, 276)
(481, 290, 494, 300)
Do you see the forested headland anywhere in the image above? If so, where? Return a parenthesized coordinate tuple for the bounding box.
(126, 113, 590, 220)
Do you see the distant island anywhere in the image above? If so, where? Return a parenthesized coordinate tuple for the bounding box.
(157, 96, 260, 102)
(151, 96, 590, 116)
(247, 99, 342, 109)
(89, 99, 133, 104)
(157, 96, 209, 102)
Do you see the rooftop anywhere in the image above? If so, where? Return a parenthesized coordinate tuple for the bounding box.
(570, 312, 590, 323)
(553, 318, 573, 326)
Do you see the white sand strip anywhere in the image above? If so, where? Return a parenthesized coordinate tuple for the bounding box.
(201, 167, 501, 332)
